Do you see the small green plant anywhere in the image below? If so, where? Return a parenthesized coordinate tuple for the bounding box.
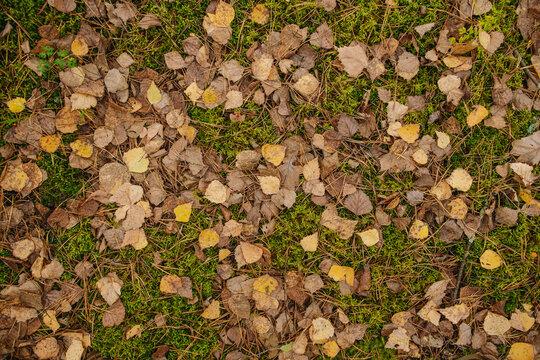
(37, 46, 78, 76)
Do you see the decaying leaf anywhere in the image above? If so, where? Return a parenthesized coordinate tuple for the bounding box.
(300, 233, 318, 252)
(508, 343, 534, 360)
(359, 228, 380, 246)
(321, 206, 358, 239)
(409, 219, 429, 239)
(479, 249, 502, 270)
(249, 4, 269, 24)
(446, 168, 473, 192)
(484, 311, 510, 336)
(199, 228, 219, 249)
(96, 272, 124, 306)
(159, 275, 193, 299)
(201, 300, 221, 319)
(310, 317, 335, 344)
(123, 148, 149, 173)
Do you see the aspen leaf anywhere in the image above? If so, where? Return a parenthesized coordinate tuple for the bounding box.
(480, 249, 502, 270)
(409, 219, 429, 239)
(467, 105, 489, 127)
(322, 340, 340, 358)
(7, 97, 26, 113)
(359, 228, 380, 246)
(258, 175, 280, 195)
(412, 149, 428, 164)
(199, 228, 219, 249)
(205, 180, 229, 204)
(397, 124, 420, 144)
(208, 1, 235, 27)
(508, 343, 534, 360)
(439, 303, 470, 324)
(123, 148, 149, 173)
(201, 300, 220, 319)
(261, 144, 286, 166)
(40, 134, 62, 153)
(253, 275, 278, 295)
(96, 272, 123, 306)
(446, 168, 473, 192)
(310, 317, 335, 344)
(147, 81, 162, 105)
(71, 35, 88, 56)
(0, 164, 29, 192)
(249, 4, 269, 24)
(328, 265, 354, 286)
(218, 249, 231, 261)
(303, 158, 320, 181)
(70, 139, 93, 158)
(447, 198, 468, 220)
(174, 203, 192, 222)
(484, 311, 510, 336)
(300, 233, 318, 252)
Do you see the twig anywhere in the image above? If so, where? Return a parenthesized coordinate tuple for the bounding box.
(514, 49, 540, 87)
(452, 235, 473, 302)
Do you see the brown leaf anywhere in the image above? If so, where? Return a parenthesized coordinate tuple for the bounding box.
(96, 272, 124, 305)
(47, 0, 76, 13)
(102, 300, 125, 327)
(159, 275, 193, 299)
(321, 205, 357, 239)
(338, 45, 368, 77)
(310, 22, 334, 49)
(343, 190, 373, 216)
(511, 131, 540, 165)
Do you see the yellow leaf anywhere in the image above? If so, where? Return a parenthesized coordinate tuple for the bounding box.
(328, 265, 354, 286)
(322, 340, 340, 358)
(39, 134, 62, 153)
(123, 147, 149, 173)
(508, 343, 534, 360)
(174, 203, 192, 222)
(300, 233, 318, 252)
(0, 165, 29, 192)
(146, 81, 162, 105)
(359, 228, 380, 246)
(202, 87, 219, 107)
(261, 144, 286, 166)
(397, 124, 420, 144)
(70, 139, 93, 158)
(446, 168, 473, 192)
(467, 105, 489, 127)
(447, 198, 468, 220)
(71, 35, 89, 56)
(253, 274, 278, 295)
(125, 325, 142, 339)
(218, 249, 231, 262)
(199, 229, 219, 249)
(249, 4, 269, 24)
(43, 310, 60, 332)
(201, 300, 221, 319)
(409, 219, 429, 239)
(178, 124, 197, 142)
(435, 131, 450, 149)
(208, 1, 235, 27)
(480, 249, 502, 270)
(6, 97, 26, 113)
(412, 149, 428, 165)
(185, 82, 203, 102)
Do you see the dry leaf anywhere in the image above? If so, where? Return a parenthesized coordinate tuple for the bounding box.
(6, 97, 26, 113)
(484, 311, 510, 336)
(397, 124, 420, 143)
(328, 265, 355, 286)
(71, 35, 88, 56)
(96, 272, 124, 306)
(508, 343, 534, 360)
(310, 317, 335, 344)
(321, 206, 357, 239)
(261, 144, 286, 166)
(201, 300, 221, 319)
(479, 249, 502, 269)
(510, 310, 535, 331)
(300, 233, 318, 252)
(511, 131, 540, 165)
(199, 228, 219, 249)
(34, 338, 59, 359)
(447, 198, 468, 220)
(70, 139, 93, 158)
(174, 203, 192, 222)
(467, 105, 489, 127)
(409, 219, 429, 239)
(322, 340, 340, 358)
(439, 303, 470, 324)
(385, 327, 410, 352)
(446, 168, 473, 192)
(205, 180, 229, 204)
(208, 1, 235, 27)
(103, 300, 125, 327)
(249, 4, 269, 24)
(159, 275, 193, 298)
(338, 45, 368, 77)
(359, 228, 380, 246)
(40, 134, 62, 153)
(123, 148, 149, 173)
(259, 176, 280, 195)
(0, 164, 29, 192)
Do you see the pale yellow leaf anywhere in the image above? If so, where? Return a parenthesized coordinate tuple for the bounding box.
(71, 35, 88, 56)
(508, 343, 534, 360)
(147, 81, 162, 105)
(199, 228, 219, 249)
(359, 228, 380, 246)
(185, 82, 204, 102)
(218, 249, 231, 262)
(174, 203, 192, 222)
(446, 168, 473, 192)
(253, 274, 278, 295)
(123, 148, 149, 173)
(322, 340, 340, 358)
(435, 131, 450, 149)
(300, 233, 318, 252)
(480, 249, 502, 270)
(40, 134, 62, 153)
(70, 139, 93, 158)
(208, 1, 235, 27)
(6, 97, 26, 113)
(484, 311, 510, 336)
(258, 175, 280, 195)
(447, 198, 468, 220)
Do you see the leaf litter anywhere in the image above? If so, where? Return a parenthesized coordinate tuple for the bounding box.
(0, 0, 539, 359)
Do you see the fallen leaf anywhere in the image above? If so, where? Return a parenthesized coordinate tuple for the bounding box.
(510, 310, 535, 331)
(385, 327, 410, 352)
(510, 131, 540, 165)
(338, 45, 368, 77)
(147, 81, 162, 105)
(508, 343, 534, 360)
(96, 272, 123, 305)
(484, 311, 510, 336)
(160, 275, 193, 298)
(322, 340, 340, 358)
(70, 139, 93, 158)
(436, 131, 450, 148)
(238, 241, 263, 264)
(293, 73, 319, 97)
(6, 97, 26, 113)
(208, 1, 235, 27)
(343, 190, 373, 216)
(310, 317, 335, 344)
(102, 300, 125, 327)
(71, 35, 89, 56)
(321, 206, 358, 239)
(447, 198, 468, 220)
(480, 249, 502, 270)
(253, 275, 278, 295)
(258, 175, 280, 195)
(439, 303, 470, 324)
(261, 144, 286, 166)
(409, 219, 429, 239)
(467, 105, 489, 127)
(205, 180, 229, 204)
(40, 134, 62, 153)
(199, 228, 219, 249)
(249, 4, 269, 24)
(359, 228, 380, 246)
(123, 148, 149, 173)
(0, 164, 29, 192)
(201, 300, 221, 319)
(34, 337, 59, 359)
(47, 0, 76, 12)
(446, 168, 473, 192)
(328, 265, 355, 286)
(174, 203, 192, 222)
(300, 233, 318, 252)
(397, 124, 420, 143)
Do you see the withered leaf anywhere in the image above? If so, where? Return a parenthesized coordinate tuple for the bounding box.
(102, 300, 125, 327)
(321, 205, 357, 239)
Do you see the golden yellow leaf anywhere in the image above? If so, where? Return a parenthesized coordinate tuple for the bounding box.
(178, 124, 197, 142)
(467, 105, 489, 127)
(185, 82, 203, 102)
(218, 249, 231, 262)
(250, 4, 269, 24)
(208, 1, 235, 27)
(409, 219, 429, 239)
(446, 168, 473, 192)
(201, 300, 221, 319)
(0, 164, 29, 192)
(261, 144, 286, 166)
(39, 134, 62, 153)
(447, 198, 468, 220)
(70, 139, 93, 158)
(359, 228, 380, 246)
(480, 249, 502, 270)
(123, 147, 149, 173)
(199, 228, 219, 249)
(202, 87, 219, 107)
(328, 265, 354, 286)
(508, 343, 534, 360)
(253, 274, 278, 295)
(397, 124, 420, 144)
(6, 97, 26, 113)
(71, 35, 89, 56)
(174, 203, 192, 222)
(322, 340, 340, 358)
(300, 233, 318, 252)
(146, 81, 162, 105)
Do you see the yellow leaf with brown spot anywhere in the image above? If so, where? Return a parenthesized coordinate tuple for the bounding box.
(508, 343, 534, 360)
(1, 165, 29, 192)
(253, 275, 278, 295)
(328, 265, 354, 286)
(480, 249, 502, 270)
(199, 229, 219, 249)
(70, 139, 93, 158)
(71, 35, 89, 56)
(447, 198, 468, 220)
(250, 4, 269, 24)
(201, 300, 221, 319)
(6, 97, 26, 113)
(208, 1, 235, 27)
(397, 124, 420, 144)
(174, 203, 192, 222)
(409, 219, 429, 239)
(261, 144, 286, 166)
(125, 325, 142, 339)
(202, 87, 219, 107)
(146, 81, 162, 105)
(40, 134, 62, 153)
(467, 105, 489, 127)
